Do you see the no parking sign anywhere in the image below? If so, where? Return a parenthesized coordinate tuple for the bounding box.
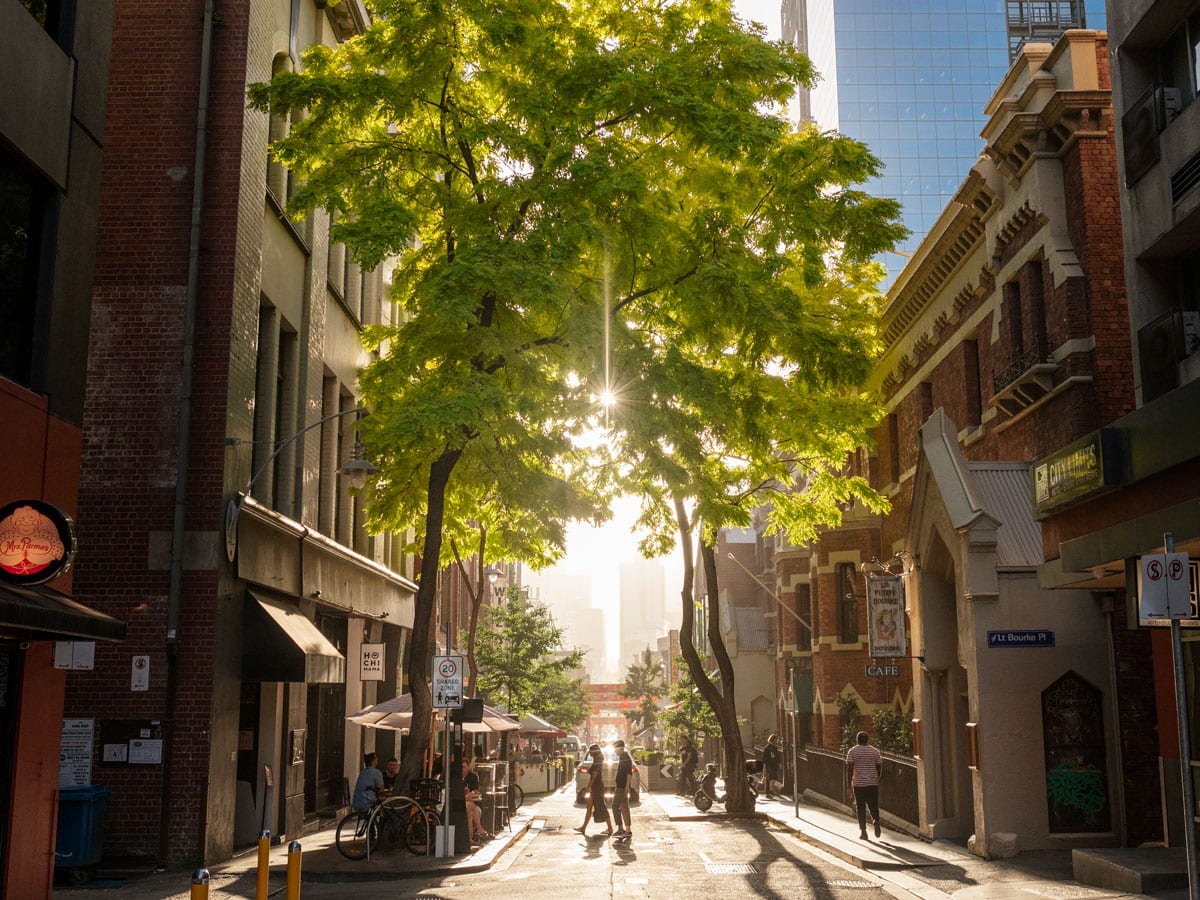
(1138, 552, 1195, 621)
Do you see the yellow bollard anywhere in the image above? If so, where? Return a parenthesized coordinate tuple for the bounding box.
(190, 868, 210, 900)
(286, 839, 302, 900)
(256, 830, 270, 900)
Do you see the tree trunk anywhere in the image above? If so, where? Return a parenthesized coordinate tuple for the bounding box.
(672, 497, 754, 814)
(451, 528, 488, 699)
(400, 447, 462, 791)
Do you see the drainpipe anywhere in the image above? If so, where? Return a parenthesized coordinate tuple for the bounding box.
(160, 0, 217, 867)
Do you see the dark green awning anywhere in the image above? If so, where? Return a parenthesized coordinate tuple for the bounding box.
(0, 583, 126, 642)
(243, 592, 345, 684)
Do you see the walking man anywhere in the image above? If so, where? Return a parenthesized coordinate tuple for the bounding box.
(845, 730, 883, 839)
(678, 735, 698, 796)
(761, 734, 783, 799)
(612, 739, 633, 841)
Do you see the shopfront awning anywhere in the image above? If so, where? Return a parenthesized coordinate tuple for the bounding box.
(243, 592, 345, 684)
(0, 583, 126, 642)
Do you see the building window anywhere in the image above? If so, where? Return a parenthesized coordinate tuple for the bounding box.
(917, 381, 933, 425)
(266, 57, 292, 203)
(964, 340, 982, 426)
(1159, 11, 1200, 109)
(836, 563, 857, 644)
(1003, 279, 1024, 358)
(0, 155, 44, 387)
(796, 584, 812, 651)
(886, 413, 900, 484)
(19, 1, 65, 42)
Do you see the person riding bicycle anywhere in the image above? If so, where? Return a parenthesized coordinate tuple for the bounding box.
(352, 752, 384, 810)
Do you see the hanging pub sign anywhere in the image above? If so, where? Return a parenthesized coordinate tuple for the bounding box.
(0, 499, 77, 586)
(866, 574, 907, 658)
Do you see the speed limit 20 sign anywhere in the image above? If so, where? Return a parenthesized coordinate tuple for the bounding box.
(432, 655, 464, 709)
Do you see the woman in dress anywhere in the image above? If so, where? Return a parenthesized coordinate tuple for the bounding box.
(574, 745, 614, 836)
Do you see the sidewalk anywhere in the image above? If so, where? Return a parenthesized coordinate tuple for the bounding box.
(208, 798, 544, 885)
(654, 789, 1178, 900)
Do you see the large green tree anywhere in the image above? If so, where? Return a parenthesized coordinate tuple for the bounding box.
(474, 586, 583, 717)
(592, 55, 904, 815)
(250, 0, 901, 793)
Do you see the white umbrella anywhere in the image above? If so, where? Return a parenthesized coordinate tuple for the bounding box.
(347, 693, 519, 733)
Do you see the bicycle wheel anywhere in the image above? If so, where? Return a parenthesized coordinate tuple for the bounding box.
(335, 811, 375, 861)
(508, 781, 524, 812)
(370, 804, 406, 853)
(405, 806, 438, 855)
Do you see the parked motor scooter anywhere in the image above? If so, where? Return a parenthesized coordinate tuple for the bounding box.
(693, 762, 758, 811)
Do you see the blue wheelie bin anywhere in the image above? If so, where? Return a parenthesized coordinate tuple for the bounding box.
(55, 785, 110, 883)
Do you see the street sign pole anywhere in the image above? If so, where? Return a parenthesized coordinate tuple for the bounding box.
(432, 644, 465, 857)
(1166, 533, 1199, 900)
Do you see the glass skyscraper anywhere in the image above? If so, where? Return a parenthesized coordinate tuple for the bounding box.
(782, 1, 1107, 287)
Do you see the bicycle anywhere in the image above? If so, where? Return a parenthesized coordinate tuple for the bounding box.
(335, 790, 437, 860)
(507, 779, 524, 813)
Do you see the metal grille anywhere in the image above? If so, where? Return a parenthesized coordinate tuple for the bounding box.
(704, 862, 759, 875)
(828, 879, 879, 889)
(1171, 147, 1200, 205)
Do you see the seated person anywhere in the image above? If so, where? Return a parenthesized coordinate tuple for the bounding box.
(462, 758, 489, 845)
(352, 752, 383, 811)
(382, 757, 400, 795)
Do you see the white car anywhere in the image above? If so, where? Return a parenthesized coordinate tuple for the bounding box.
(574, 746, 639, 804)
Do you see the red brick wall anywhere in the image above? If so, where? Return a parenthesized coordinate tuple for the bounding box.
(65, 0, 253, 863)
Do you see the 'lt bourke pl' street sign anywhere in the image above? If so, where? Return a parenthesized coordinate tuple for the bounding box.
(987, 630, 1055, 648)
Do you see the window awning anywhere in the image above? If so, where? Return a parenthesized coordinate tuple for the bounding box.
(0, 583, 126, 642)
(243, 592, 345, 684)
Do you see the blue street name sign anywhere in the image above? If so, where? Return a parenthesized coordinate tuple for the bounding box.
(987, 629, 1055, 648)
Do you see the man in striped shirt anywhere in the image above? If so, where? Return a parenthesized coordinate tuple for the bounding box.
(845, 730, 883, 839)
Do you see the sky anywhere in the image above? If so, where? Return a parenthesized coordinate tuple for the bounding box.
(525, 0, 782, 671)
(734, 0, 782, 39)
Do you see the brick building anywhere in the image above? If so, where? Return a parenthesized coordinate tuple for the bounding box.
(64, 0, 416, 867)
(0, 3, 127, 893)
(801, 32, 1155, 854)
(1033, 0, 1200, 852)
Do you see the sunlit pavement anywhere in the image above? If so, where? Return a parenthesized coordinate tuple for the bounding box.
(55, 785, 1173, 899)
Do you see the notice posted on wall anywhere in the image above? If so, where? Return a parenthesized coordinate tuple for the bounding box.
(59, 718, 95, 787)
(129, 739, 163, 765)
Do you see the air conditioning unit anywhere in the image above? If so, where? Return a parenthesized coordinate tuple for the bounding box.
(1157, 87, 1184, 129)
(1123, 87, 1162, 186)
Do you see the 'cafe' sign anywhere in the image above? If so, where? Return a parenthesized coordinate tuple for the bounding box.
(0, 500, 77, 586)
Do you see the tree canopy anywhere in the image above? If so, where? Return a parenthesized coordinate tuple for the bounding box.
(249, 0, 903, 792)
(621, 648, 665, 739)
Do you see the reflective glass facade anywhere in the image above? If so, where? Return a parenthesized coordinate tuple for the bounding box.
(785, 0, 1107, 288)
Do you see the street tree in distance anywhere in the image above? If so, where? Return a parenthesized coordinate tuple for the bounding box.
(249, 0, 902, 793)
(474, 586, 584, 718)
(659, 655, 722, 747)
(621, 648, 664, 743)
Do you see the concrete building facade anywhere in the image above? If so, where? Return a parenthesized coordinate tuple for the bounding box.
(1034, 0, 1200, 851)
